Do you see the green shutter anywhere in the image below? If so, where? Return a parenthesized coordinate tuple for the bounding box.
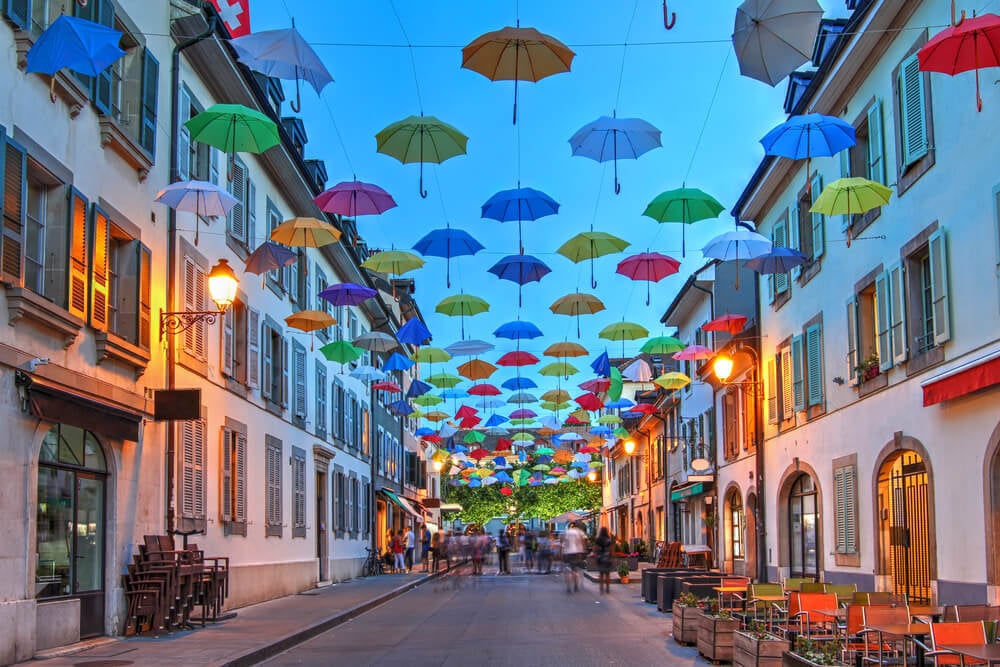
(805, 323, 824, 407)
(92, 0, 115, 115)
(899, 54, 929, 167)
(810, 173, 825, 259)
(840, 148, 852, 232)
(874, 270, 892, 372)
(846, 296, 859, 385)
(140, 48, 159, 156)
(138, 243, 151, 349)
(889, 260, 907, 365)
(3, 0, 29, 30)
(788, 203, 801, 280)
(867, 100, 885, 184)
(774, 218, 789, 294)
(928, 228, 951, 345)
(791, 335, 805, 412)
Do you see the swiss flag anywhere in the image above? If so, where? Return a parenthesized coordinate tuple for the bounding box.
(210, 0, 251, 38)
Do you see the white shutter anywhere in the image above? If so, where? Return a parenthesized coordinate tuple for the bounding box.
(281, 336, 291, 406)
(183, 257, 206, 360)
(810, 173, 825, 259)
(235, 432, 247, 523)
(846, 296, 859, 386)
(220, 428, 233, 522)
(222, 308, 234, 377)
(294, 340, 307, 418)
(247, 307, 260, 388)
(928, 229, 951, 345)
(180, 421, 196, 518)
(875, 270, 893, 372)
(261, 324, 273, 400)
(246, 180, 257, 248)
(228, 159, 245, 243)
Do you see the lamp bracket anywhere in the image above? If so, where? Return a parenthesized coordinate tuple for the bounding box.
(160, 310, 223, 340)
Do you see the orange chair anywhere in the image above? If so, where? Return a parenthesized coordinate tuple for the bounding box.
(777, 592, 840, 640)
(841, 604, 893, 664)
(926, 621, 989, 666)
(857, 606, 910, 665)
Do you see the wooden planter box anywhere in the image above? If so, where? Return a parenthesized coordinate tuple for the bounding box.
(671, 601, 703, 645)
(734, 632, 791, 667)
(698, 613, 741, 662)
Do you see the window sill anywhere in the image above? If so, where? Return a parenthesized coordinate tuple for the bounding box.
(772, 289, 791, 312)
(178, 350, 208, 378)
(797, 258, 821, 287)
(265, 525, 283, 538)
(94, 331, 150, 378)
(857, 371, 888, 398)
(906, 346, 945, 378)
(98, 116, 153, 182)
(264, 399, 285, 417)
(897, 151, 935, 197)
(834, 552, 861, 568)
(5, 286, 83, 348)
(223, 520, 247, 537)
(223, 375, 250, 397)
(851, 207, 882, 238)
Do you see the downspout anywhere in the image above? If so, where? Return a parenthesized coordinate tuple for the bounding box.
(650, 411, 669, 544)
(165, 8, 217, 534)
(370, 381, 377, 555)
(752, 280, 767, 582)
(691, 278, 716, 566)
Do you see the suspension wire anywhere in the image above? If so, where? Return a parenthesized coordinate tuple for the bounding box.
(683, 49, 730, 185)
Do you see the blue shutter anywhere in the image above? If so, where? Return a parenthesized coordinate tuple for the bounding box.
(839, 149, 852, 232)
(788, 203, 801, 280)
(92, 0, 115, 115)
(791, 335, 805, 412)
(928, 228, 951, 345)
(72, 1, 97, 92)
(899, 54, 928, 167)
(889, 261, 908, 366)
(810, 173, 825, 259)
(874, 270, 893, 372)
(805, 323, 824, 407)
(846, 296, 859, 386)
(140, 49, 159, 156)
(176, 87, 191, 181)
(774, 217, 789, 294)
(3, 0, 29, 30)
(867, 100, 885, 184)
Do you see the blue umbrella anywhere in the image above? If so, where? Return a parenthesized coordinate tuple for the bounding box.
(412, 226, 485, 287)
(230, 26, 334, 112)
(487, 254, 552, 306)
(382, 352, 414, 371)
(493, 320, 543, 341)
(589, 425, 613, 436)
(745, 246, 809, 274)
(485, 413, 509, 427)
(243, 241, 298, 279)
(569, 115, 662, 194)
(415, 426, 435, 436)
(494, 471, 514, 483)
(397, 317, 432, 346)
(27, 16, 126, 81)
(591, 350, 611, 377)
(481, 186, 560, 254)
(439, 388, 469, 399)
(444, 339, 495, 356)
(501, 376, 538, 391)
(389, 399, 414, 416)
(406, 379, 433, 398)
(319, 282, 377, 306)
(761, 113, 856, 194)
(605, 397, 635, 410)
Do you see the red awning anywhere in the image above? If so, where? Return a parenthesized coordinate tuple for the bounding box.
(922, 353, 1000, 407)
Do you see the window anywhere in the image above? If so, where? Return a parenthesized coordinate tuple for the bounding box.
(220, 424, 247, 535)
(903, 229, 950, 358)
(292, 446, 306, 538)
(362, 479, 370, 538)
(333, 468, 345, 537)
(292, 339, 307, 425)
(729, 492, 744, 560)
(265, 435, 282, 537)
(344, 393, 355, 449)
(92, 212, 151, 349)
(28, 0, 61, 33)
(182, 255, 207, 361)
(361, 407, 370, 457)
(833, 464, 858, 554)
(261, 319, 289, 408)
(790, 175, 824, 280)
(723, 389, 740, 460)
(222, 300, 254, 384)
(265, 198, 284, 293)
(376, 427, 385, 476)
(893, 47, 935, 194)
(841, 99, 887, 237)
(350, 475, 359, 534)
(405, 451, 419, 487)
(768, 210, 790, 303)
(177, 87, 212, 182)
(315, 364, 327, 439)
(227, 157, 255, 252)
(332, 381, 344, 442)
(178, 417, 206, 532)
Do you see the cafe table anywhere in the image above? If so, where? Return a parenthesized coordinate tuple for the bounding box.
(715, 584, 749, 611)
(939, 644, 1000, 667)
(749, 593, 790, 630)
(863, 622, 930, 667)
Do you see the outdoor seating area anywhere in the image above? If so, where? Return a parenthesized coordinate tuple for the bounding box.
(120, 535, 230, 637)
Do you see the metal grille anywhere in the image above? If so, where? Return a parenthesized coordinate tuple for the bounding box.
(887, 454, 931, 604)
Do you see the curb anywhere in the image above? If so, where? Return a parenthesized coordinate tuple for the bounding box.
(220, 568, 453, 667)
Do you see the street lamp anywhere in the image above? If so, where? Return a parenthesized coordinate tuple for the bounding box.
(160, 259, 239, 338)
(623, 439, 637, 456)
(432, 460, 444, 473)
(587, 470, 598, 483)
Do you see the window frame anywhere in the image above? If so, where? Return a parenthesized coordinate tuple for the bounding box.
(892, 34, 935, 196)
(832, 454, 860, 567)
(220, 420, 247, 536)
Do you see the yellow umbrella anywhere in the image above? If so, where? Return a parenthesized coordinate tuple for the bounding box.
(541, 388, 571, 403)
(550, 292, 606, 337)
(544, 341, 589, 358)
(361, 249, 425, 276)
(457, 359, 497, 381)
(425, 411, 450, 422)
(809, 177, 893, 246)
(512, 432, 534, 442)
(270, 216, 341, 247)
(411, 346, 452, 364)
(654, 371, 691, 391)
(540, 401, 571, 411)
(556, 231, 630, 288)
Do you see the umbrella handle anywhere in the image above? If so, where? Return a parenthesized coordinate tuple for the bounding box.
(646, 280, 651, 307)
(49, 77, 57, 104)
(613, 136, 621, 195)
(419, 141, 428, 198)
(513, 74, 519, 125)
(663, 0, 676, 29)
(952, 0, 966, 26)
(290, 70, 302, 113)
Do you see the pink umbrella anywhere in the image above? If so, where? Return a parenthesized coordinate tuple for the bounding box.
(673, 344, 714, 361)
(579, 377, 612, 393)
(314, 180, 397, 217)
(616, 252, 681, 305)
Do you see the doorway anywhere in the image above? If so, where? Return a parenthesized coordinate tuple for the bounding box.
(316, 470, 328, 581)
(745, 493, 758, 580)
(878, 451, 931, 603)
(35, 425, 108, 638)
(787, 474, 818, 579)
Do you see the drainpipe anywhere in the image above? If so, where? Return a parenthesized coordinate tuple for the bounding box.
(650, 411, 669, 543)
(752, 278, 767, 583)
(165, 7, 217, 534)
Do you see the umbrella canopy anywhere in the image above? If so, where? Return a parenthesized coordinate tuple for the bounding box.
(411, 346, 452, 364)
(643, 187, 725, 255)
(285, 310, 336, 333)
(319, 282, 377, 306)
(540, 401, 571, 412)
(544, 341, 588, 358)
(539, 361, 579, 377)
(245, 241, 298, 276)
(424, 411, 451, 422)
(745, 246, 808, 274)
(350, 365, 385, 382)
(445, 339, 495, 356)
(353, 331, 398, 352)
(541, 388, 571, 403)
(615, 252, 681, 305)
(487, 254, 551, 305)
(761, 113, 856, 193)
(383, 352, 414, 372)
(435, 293, 489, 337)
(556, 231, 630, 288)
(481, 187, 560, 254)
(406, 379, 433, 397)
(462, 26, 575, 124)
(425, 372, 463, 388)
(550, 291, 605, 337)
(26, 15, 126, 91)
(270, 217, 341, 247)
(569, 115, 662, 194)
(361, 249, 425, 276)
(580, 377, 611, 393)
(468, 383, 501, 396)
(412, 226, 485, 287)
(732, 0, 824, 86)
(230, 26, 334, 111)
(155, 180, 240, 245)
(574, 393, 604, 411)
(184, 103, 280, 159)
(598, 321, 649, 341)
(918, 12, 1000, 111)
(477, 397, 506, 409)
(389, 399, 414, 416)
(501, 376, 537, 391)
(372, 380, 402, 393)
(397, 318, 432, 346)
(621, 358, 653, 382)
(412, 394, 444, 407)
(507, 391, 539, 404)
(674, 344, 714, 361)
(703, 314, 749, 335)
(702, 228, 773, 287)
(591, 350, 611, 377)
(497, 351, 539, 367)
(376, 115, 468, 197)
(654, 371, 692, 390)
(641, 335, 685, 354)
(457, 359, 498, 381)
(319, 340, 364, 364)
(509, 408, 538, 420)
(314, 180, 397, 217)
(810, 177, 892, 245)
(493, 320, 543, 341)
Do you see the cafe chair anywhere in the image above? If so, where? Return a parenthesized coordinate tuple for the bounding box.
(825, 583, 859, 605)
(783, 577, 815, 593)
(857, 605, 910, 666)
(916, 621, 989, 667)
(776, 592, 840, 641)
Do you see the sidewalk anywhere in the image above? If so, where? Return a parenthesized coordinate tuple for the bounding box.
(22, 568, 448, 667)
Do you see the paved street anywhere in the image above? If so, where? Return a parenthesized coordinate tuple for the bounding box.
(262, 569, 700, 667)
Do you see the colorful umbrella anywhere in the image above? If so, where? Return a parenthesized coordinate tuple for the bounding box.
(413, 394, 445, 407)
(501, 376, 537, 391)
(703, 314, 749, 335)
(641, 336, 685, 354)
(497, 351, 539, 367)
(732, 0, 824, 86)
(319, 340, 364, 364)
(549, 292, 606, 337)
(382, 352, 414, 371)
(445, 339, 495, 356)
(389, 399, 414, 416)
(184, 104, 280, 178)
(406, 379, 433, 397)
(574, 393, 604, 411)
(493, 320, 543, 341)
(654, 371, 691, 391)
(569, 115, 662, 194)
(702, 227, 772, 288)
(643, 187, 724, 256)
(507, 391, 539, 404)
(155, 180, 239, 245)
(397, 318, 432, 346)
(26, 15, 125, 100)
(544, 341, 589, 358)
(556, 231, 630, 288)
(541, 388, 571, 403)
(353, 331, 398, 352)
(468, 383, 501, 396)
(285, 310, 336, 332)
(376, 115, 468, 197)
(350, 365, 385, 382)
(591, 350, 611, 377)
(674, 344, 714, 361)
(270, 217, 341, 247)
(477, 397, 506, 409)
(509, 408, 538, 420)
(621, 358, 653, 382)
(615, 252, 681, 305)
(319, 282, 377, 306)
(372, 380, 402, 393)
(761, 113, 856, 194)
(230, 25, 334, 111)
(487, 254, 551, 306)
(461, 26, 575, 124)
(540, 400, 571, 412)
(457, 359, 497, 381)
(424, 411, 451, 422)
(482, 187, 560, 254)
(918, 12, 1000, 111)
(435, 293, 490, 338)
(425, 372, 463, 388)
(745, 246, 808, 273)
(809, 177, 892, 246)
(245, 241, 298, 279)
(580, 377, 611, 393)
(314, 180, 397, 217)
(411, 347, 452, 364)
(539, 361, 579, 377)
(412, 225, 485, 287)
(598, 321, 650, 357)
(361, 249, 425, 276)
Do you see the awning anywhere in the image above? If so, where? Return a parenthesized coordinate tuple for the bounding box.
(379, 488, 422, 519)
(20, 372, 142, 441)
(671, 482, 713, 502)
(397, 495, 424, 519)
(922, 350, 1000, 407)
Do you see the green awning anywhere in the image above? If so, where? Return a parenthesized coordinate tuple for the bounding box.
(379, 488, 421, 519)
(671, 482, 705, 502)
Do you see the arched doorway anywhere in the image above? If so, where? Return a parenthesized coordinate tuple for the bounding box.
(725, 489, 744, 573)
(877, 450, 931, 603)
(745, 493, 758, 580)
(35, 425, 108, 638)
(788, 474, 819, 579)
(989, 444, 1000, 586)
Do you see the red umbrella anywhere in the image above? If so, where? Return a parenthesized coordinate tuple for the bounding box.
(460, 415, 482, 429)
(578, 445, 600, 453)
(456, 405, 478, 419)
(564, 414, 588, 425)
(500, 486, 513, 496)
(579, 377, 611, 393)
(469, 448, 491, 460)
(574, 392, 604, 411)
(423, 434, 442, 444)
(918, 13, 1000, 111)
(497, 351, 540, 366)
(496, 437, 514, 451)
(702, 313, 748, 335)
(630, 403, 657, 415)
(615, 251, 681, 305)
(468, 383, 502, 396)
(371, 380, 402, 392)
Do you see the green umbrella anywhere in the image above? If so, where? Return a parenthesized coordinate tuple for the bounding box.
(512, 432, 534, 442)
(599, 320, 649, 357)
(184, 104, 280, 178)
(319, 340, 364, 364)
(642, 187, 724, 256)
(376, 114, 468, 198)
(535, 446, 555, 455)
(613, 427, 630, 439)
(641, 335, 685, 354)
(556, 231, 630, 288)
(509, 418, 536, 426)
(412, 394, 445, 407)
(435, 293, 490, 338)
(411, 346, 452, 364)
(464, 430, 486, 444)
(809, 177, 892, 247)
(361, 249, 425, 276)
(425, 372, 463, 388)
(608, 366, 623, 402)
(540, 400, 571, 411)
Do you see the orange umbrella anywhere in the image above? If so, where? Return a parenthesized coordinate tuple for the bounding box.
(270, 216, 341, 247)
(457, 359, 498, 381)
(285, 310, 336, 332)
(544, 341, 589, 358)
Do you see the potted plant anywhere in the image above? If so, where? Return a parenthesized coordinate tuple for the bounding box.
(782, 636, 845, 667)
(618, 559, 631, 584)
(735, 622, 791, 667)
(698, 601, 741, 662)
(672, 592, 707, 646)
(855, 353, 880, 382)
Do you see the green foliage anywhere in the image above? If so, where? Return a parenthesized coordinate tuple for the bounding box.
(618, 560, 631, 577)
(792, 637, 842, 665)
(443, 478, 601, 525)
(677, 592, 701, 608)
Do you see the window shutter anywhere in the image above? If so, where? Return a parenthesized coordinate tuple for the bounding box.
(289, 249, 300, 304)
(222, 307, 234, 377)
(3, 0, 30, 30)
(182, 257, 206, 359)
(281, 335, 290, 407)
(177, 88, 191, 181)
(68, 189, 89, 320)
(139, 49, 159, 156)
(805, 323, 824, 407)
(235, 432, 247, 522)
(867, 100, 885, 184)
(246, 179, 256, 247)
(228, 159, 246, 243)
(791, 335, 805, 411)
(138, 243, 151, 349)
(303, 258, 311, 309)
(91, 0, 115, 115)
(810, 173, 825, 259)
(846, 296, 859, 386)
(874, 270, 893, 372)
(316, 364, 327, 438)
(899, 54, 929, 167)
(774, 217, 789, 293)
(840, 147, 852, 232)
(363, 480, 370, 538)
(780, 347, 793, 420)
(766, 356, 777, 424)
(723, 391, 737, 459)
(293, 447, 306, 538)
(180, 421, 196, 518)
(293, 340, 307, 418)
(194, 417, 205, 518)
(2, 138, 26, 284)
(247, 307, 260, 388)
(88, 205, 110, 331)
(261, 324, 273, 400)
(928, 228, 951, 345)
(834, 467, 846, 553)
(220, 428, 233, 522)
(834, 465, 857, 553)
(71, 0, 97, 88)
(210, 148, 220, 186)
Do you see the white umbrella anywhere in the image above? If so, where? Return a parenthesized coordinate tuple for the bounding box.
(622, 358, 653, 382)
(703, 227, 773, 289)
(444, 339, 495, 356)
(353, 331, 399, 352)
(485, 426, 509, 436)
(230, 26, 334, 112)
(732, 0, 824, 86)
(350, 365, 385, 382)
(155, 180, 238, 245)
(438, 423, 458, 439)
(540, 416, 562, 430)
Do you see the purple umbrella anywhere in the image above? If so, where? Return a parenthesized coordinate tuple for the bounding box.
(509, 408, 538, 420)
(245, 241, 298, 276)
(319, 282, 377, 306)
(314, 180, 397, 217)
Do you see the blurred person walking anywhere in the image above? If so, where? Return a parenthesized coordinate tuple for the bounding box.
(594, 527, 613, 594)
(404, 525, 416, 573)
(392, 530, 406, 573)
(497, 529, 512, 575)
(563, 522, 587, 593)
(523, 530, 537, 572)
(430, 530, 442, 572)
(420, 524, 431, 572)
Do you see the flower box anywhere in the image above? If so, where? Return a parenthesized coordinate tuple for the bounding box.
(698, 612, 740, 662)
(735, 631, 791, 667)
(671, 600, 703, 645)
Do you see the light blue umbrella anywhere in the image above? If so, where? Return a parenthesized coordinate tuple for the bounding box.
(702, 227, 772, 290)
(605, 397, 635, 410)
(569, 115, 662, 194)
(481, 186, 560, 254)
(230, 26, 334, 112)
(745, 246, 809, 274)
(26, 15, 125, 77)
(155, 180, 239, 245)
(445, 339, 495, 357)
(439, 388, 469, 399)
(493, 320, 543, 341)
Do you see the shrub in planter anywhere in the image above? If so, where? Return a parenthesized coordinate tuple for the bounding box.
(782, 637, 845, 667)
(735, 623, 791, 667)
(618, 559, 631, 583)
(697, 605, 740, 662)
(672, 592, 707, 645)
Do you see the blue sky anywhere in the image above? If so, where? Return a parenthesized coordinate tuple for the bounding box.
(248, 0, 848, 402)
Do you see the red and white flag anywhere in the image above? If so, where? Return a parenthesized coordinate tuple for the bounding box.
(210, 0, 251, 38)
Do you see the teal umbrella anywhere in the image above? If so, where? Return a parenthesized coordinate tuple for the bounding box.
(643, 187, 724, 256)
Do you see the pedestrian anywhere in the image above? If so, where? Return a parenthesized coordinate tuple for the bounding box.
(430, 530, 441, 572)
(538, 531, 552, 574)
(497, 529, 511, 575)
(441, 530, 452, 571)
(421, 524, 432, 573)
(563, 522, 587, 593)
(471, 531, 484, 575)
(392, 530, 406, 573)
(524, 529, 537, 572)
(594, 526, 613, 594)
(404, 524, 415, 573)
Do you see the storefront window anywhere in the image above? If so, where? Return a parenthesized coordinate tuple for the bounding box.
(729, 492, 744, 560)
